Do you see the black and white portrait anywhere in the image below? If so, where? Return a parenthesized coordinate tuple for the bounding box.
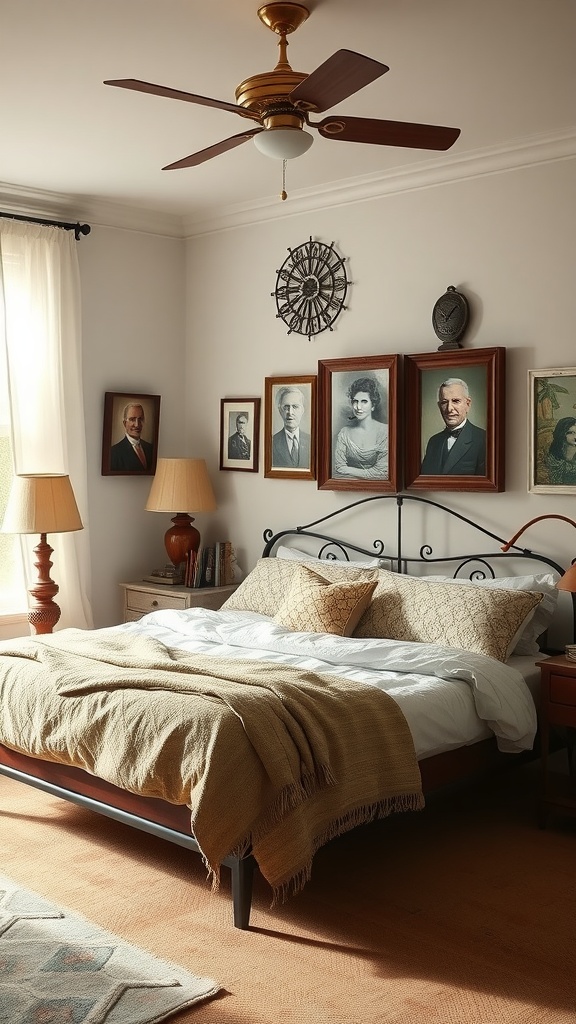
(220, 398, 260, 473)
(264, 376, 316, 480)
(318, 355, 399, 492)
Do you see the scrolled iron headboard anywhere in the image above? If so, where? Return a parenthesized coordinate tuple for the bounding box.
(262, 494, 575, 643)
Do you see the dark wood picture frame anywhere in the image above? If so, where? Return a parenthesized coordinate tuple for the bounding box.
(264, 375, 317, 480)
(404, 347, 505, 492)
(528, 366, 576, 494)
(219, 398, 261, 473)
(101, 391, 160, 476)
(317, 354, 400, 492)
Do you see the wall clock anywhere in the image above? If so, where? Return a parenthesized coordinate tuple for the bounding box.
(432, 285, 469, 350)
(273, 237, 349, 341)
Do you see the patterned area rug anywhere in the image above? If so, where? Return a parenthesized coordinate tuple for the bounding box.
(0, 873, 219, 1023)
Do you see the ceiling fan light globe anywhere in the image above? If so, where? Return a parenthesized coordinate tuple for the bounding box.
(253, 127, 313, 159)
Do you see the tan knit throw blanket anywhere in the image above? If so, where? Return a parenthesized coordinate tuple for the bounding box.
(2, 629, 424, 899)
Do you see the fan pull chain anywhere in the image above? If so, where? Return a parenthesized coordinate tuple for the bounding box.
(281, 159, 287, 201)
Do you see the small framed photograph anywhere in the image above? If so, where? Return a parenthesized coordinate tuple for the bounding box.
(404, 347, 505, 492)
(101, 392, 160, 476)
(317, 354, 399, 492)
(529, 367, 576, 493)
(264, 375, 316, 480)
(220, 398, 261, 472)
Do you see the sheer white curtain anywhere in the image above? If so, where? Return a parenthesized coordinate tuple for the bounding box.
(0, 220, 93, 629)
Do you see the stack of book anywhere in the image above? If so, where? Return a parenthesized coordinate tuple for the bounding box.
(183, 542, 236, 588)
(565, 644, 576, 662)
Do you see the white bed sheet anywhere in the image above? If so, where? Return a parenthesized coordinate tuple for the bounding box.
(117, 606, 539, 760)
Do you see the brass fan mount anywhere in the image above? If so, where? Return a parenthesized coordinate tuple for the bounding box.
(257, 3, 310, 37)
(236, 3, 311, 120)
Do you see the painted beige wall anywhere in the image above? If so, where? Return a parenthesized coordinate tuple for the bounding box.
(184, 158, 576, 586)
(80, 225, 186, 626)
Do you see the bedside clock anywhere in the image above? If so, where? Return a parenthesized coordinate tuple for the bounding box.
(273, 237, 349, 341)
(432, 285, 469, 350)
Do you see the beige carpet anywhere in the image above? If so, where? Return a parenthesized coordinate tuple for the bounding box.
(1, 753, 574, 1023)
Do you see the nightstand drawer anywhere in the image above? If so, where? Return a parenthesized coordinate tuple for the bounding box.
(119, 582, 238, 623)
(124, 588, 189, 614)
(549, 674, 576, 707)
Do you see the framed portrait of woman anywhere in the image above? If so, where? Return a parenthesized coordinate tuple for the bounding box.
(529, 367, 576, 494)
(317, 355, 399, 492)
(404, 347, 505, 493)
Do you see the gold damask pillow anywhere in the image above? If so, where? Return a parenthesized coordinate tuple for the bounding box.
(274, 564, 377, 636)
(353, 569, 543, 662)
(222, 557, 378, 617)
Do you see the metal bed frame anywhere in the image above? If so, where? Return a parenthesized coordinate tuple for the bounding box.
(1, 494, 572, 930)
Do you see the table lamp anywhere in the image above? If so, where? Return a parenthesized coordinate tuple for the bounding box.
(145, 458, 217, 574)
(1, 473, 83, 634)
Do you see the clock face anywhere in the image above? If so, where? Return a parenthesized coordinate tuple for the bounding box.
(273, 238, 349, 340)
(432, 287, 469, 342)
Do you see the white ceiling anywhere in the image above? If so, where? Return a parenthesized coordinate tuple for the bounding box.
(3, 0, 575, 226)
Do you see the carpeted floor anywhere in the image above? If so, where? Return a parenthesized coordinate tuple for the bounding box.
(0, 753, 575, 1023)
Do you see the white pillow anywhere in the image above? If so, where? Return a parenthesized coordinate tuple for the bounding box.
(425, 572, 559, 655)
(276, 544, 381, 569)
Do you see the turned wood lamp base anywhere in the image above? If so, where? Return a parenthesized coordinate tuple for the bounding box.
(27, 533, 62, 635)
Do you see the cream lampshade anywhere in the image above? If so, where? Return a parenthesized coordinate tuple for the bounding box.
(1, 473, 83, 634)
(145, 458, 217, 571)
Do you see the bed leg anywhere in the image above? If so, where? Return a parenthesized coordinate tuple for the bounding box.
(230, 855, 255, 929)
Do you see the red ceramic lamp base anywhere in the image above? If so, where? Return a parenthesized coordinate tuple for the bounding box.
(164, 514, 201, 569)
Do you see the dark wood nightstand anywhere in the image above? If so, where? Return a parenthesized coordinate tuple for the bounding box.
(538, 654, 576, 827)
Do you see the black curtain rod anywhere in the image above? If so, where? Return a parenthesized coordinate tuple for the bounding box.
(0, 212, 91, 241)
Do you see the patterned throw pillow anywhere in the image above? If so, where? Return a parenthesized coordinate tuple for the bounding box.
(425, 573, 559, 655)
(274, 564, 378, 636)
(353, 569, 543, 662)
(222, 558, 379, 617)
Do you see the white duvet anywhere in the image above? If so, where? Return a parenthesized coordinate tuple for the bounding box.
(117, 606, 538, 758)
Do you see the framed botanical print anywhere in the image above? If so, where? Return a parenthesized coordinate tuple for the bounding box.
(264, 375, 316, 480)
(219, 398, 260, 473)
(404, 347, 505, 492)
(529, 367, 576, 493)
(101, 391, 160, 476)
(317, 354, 399, 492)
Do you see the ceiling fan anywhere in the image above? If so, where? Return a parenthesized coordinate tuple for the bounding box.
(104, 1, 460, 172)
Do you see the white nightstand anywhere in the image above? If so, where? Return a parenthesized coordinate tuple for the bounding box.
(120, 581, 238, 623)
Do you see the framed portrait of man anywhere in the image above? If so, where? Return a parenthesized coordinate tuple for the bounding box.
(101, 391, 160, 476)
(317, 354, 400, 492)
(404, 347, 505, 492)
(219, 398, 260, 473)
(264, 375, 316, 480)
(529, 367, 576, 494)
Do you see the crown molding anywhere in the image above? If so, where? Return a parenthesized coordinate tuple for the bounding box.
(182, 127, 576, 238)
(0, 182, 185, 238)
(1, 128, 574, 241)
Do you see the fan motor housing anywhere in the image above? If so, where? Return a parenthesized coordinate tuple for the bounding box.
(235, 69, 309, 117)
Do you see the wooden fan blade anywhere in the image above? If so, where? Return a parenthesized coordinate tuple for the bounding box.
(162, 128, 263, 169)
(104, 79, 257, 119)
(290, 50, 389, 113)
(314, 115, 460, 150)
